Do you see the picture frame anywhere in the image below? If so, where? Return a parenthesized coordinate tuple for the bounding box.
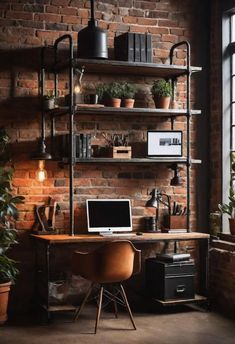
(147, 130, 183, 157)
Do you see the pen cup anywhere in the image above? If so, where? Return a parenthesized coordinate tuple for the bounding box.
(164, 215, 187, 230)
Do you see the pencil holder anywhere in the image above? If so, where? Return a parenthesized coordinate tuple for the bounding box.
(164, 215, 187, 230)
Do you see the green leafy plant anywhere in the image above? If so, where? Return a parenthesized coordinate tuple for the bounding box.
(121, 82, 136, 99)
(0, 129, 24, 284)
(43, 90, 55, 100)
(218, 187, 235, 218)
(151, 79, 172, 98)
(95, 83, 108, 103)
(106, 82, 123, 99)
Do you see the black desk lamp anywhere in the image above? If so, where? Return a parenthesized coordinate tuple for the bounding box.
(170, 163, 182, 186)
(146, 189, 171, 232)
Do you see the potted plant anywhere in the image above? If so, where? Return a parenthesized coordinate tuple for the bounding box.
(43, 90, 56, 110)
(0, 129, 24, 324)
(218, 187, 235, 235)
(151, 79, 172, 109)
(95, 83, 108, 105)
(105, 82, 123, 107)
(121, 82, 136, 108)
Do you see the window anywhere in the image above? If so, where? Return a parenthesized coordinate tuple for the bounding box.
(222, 9, 235, 231)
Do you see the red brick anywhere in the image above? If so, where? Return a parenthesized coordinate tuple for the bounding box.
(6, 11, 33, 20)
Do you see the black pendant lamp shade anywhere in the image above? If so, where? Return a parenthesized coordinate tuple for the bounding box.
(77, 0, 108, 59)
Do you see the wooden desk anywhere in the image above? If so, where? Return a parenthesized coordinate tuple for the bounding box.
(31, 232, 210, 319)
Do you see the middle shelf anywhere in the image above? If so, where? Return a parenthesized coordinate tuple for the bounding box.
(60, 157, 202, 164)
(48, 106, 202, 118)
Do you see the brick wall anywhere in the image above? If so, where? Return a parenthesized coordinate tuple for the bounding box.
(0, 0, 207, 313)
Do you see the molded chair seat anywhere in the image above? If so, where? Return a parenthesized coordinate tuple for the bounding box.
(72, 240, 141, 333)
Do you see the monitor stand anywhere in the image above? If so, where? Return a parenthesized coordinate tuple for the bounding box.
(99, 231, 113, 237)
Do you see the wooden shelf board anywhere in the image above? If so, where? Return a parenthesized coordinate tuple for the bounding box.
(69, 157, 201, 164)
(153, 294, 207, 306)
(49, 58, 202, 77)
(48, 106, 201, 118)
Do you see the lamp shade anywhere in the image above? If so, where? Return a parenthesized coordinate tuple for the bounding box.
(145, 189, 158, 208)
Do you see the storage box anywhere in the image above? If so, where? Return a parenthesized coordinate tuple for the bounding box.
(110, 146, 132, 159)
(145, 258, 195, 301)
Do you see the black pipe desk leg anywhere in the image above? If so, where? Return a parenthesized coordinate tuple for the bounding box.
(198, 238, 209, 297)
(46, 243, 51, 321)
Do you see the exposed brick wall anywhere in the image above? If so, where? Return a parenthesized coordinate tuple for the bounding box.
(0, 0, 207, 313)
(210, 247, 235, 317)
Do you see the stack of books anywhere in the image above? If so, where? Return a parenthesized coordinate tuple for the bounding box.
(56, 134, 92, 159)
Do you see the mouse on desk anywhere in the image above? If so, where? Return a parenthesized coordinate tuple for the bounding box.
(136, 232, 143, 236)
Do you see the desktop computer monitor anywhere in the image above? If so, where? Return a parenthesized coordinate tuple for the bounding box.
(86, 199, 132, 234)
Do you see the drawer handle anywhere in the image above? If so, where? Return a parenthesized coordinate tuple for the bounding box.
(176, 285, 186, 293)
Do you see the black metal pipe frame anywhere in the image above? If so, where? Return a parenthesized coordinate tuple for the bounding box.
(170, 41, 191, 232)
(53, 34, 74, 236)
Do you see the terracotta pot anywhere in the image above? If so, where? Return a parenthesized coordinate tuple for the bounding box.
(106, 98, 121, 107)
(153, 95, 171, 109)
(122, 98, 135, 108)
(229, 218, 235, 235)
(0, 282, 11, 325)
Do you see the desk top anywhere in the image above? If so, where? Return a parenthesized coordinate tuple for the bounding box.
(31, 232, 209, 244)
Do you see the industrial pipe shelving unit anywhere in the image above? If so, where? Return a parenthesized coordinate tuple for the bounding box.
(39, 34, 202, 236)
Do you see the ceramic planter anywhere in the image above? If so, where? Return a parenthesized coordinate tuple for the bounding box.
(153, 95, 171, 109)
(122, 99, 135, 108)
(43, 98, 55, 110)
(106, 98, 121, 108)
(229, 218, 235, 235)
(0, 282, 11, 325)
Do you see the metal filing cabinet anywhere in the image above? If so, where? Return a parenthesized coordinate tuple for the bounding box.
(145, 258, 195, 301)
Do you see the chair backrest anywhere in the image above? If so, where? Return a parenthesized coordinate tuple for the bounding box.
(72, 240, 141, 284)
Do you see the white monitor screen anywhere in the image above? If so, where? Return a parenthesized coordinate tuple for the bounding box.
(86, 199, 132, 233)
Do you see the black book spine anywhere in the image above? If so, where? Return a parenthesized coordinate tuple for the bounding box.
(134, 33, 140, 62)
(146, 34, 152, 63)
(79, 134, 83, 158)
(128, 33, 134, 62)
(86, 134, 92, 158)
(82, 133, 87, 158)
(140, 34, 146, 62)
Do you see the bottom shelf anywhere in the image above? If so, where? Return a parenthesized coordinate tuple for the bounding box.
(42, 304, 77, 312)
(152, 294, 207, 306)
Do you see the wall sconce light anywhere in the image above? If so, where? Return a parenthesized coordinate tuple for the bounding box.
(74, 67, 84, 104)
(31, 110, 52, 182)
(35, 160, 47, 182)
(170, 163, 182, 186)
(146, 189, 171, 232)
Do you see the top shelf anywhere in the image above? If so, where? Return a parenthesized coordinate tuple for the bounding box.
(48, 58, 202, 77)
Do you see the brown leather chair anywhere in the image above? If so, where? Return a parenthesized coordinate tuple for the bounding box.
(72, 240, 141, 333)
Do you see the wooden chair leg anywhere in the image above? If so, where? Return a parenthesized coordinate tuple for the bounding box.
(74, 283, 94, 321)
(119, 284, 137, 330)
(94, 286, 103, 334)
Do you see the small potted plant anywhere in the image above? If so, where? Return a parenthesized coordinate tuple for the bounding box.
(151, 79, 172, 109)
(121, 82, 136, 108)
(95, 83, 108, 105)
(43, 90, 56, 110)
(105, 82, 123, 107)
(218, 187, 235, 235)
(0, 129, 24, 324)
